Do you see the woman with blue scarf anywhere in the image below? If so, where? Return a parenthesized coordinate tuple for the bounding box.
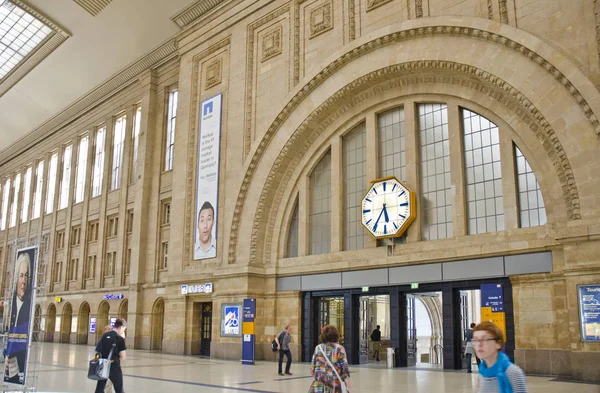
(473, 322, 528, 393)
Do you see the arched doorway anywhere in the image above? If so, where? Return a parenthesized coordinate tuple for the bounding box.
(33, 304, 41, 342)
(61, 303, 72, 343)
(150, 298, 164, 350)
(45, 304, 56, 342)
(118, 299, 128, 320)
(96, 301, 109, 341)
(78, 302, 90, 345)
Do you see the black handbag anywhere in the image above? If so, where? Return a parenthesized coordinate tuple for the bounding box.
(271, 339, 278, 352)
(87, 344, 115, 381)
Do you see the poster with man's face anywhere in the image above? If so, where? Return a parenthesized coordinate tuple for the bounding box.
(5, 246, 37, 386)
(194, 94, 222, 260)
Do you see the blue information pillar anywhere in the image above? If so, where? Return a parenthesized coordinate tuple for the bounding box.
(241, 298, 256, 365)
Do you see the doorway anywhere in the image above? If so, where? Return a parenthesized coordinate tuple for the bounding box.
(45, 304, 56, 342)
(96, 301, 109, 341)
(78, 302, 90, 345)
(358, 295, 389, 366)
(405, 292, 443, 368)
(200, 302, 212, 357)
(317, 297, 345, 345)
(151, 298, 164, 350)
(459, 289, 481, 371)
(61, 303, 72, 343)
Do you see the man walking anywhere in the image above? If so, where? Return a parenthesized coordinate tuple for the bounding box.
(94, 319, 127, 393)
(370, 325, 382, 361)
(275, 326, 292, 376)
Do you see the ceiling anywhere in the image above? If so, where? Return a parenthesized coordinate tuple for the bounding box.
(0, 0, 194, 155)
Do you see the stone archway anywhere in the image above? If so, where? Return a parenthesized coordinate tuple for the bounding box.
(78, 302, 90, 345)
(45, 304, 56, 342)
(61, 303, 72, 343)
(150, 298, 165, 351)
(96, 301, 109, 341)
(118, 299, 128, 320)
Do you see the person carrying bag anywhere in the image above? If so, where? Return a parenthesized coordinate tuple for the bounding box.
(92, 318, 128, 393)
(308, 325, 352, 393)
(88, 343, 115, 381)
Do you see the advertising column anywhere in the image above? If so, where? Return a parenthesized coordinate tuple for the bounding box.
(242, 298, 256, 365)
(480, 284, 506, 341)
(5, 247, 38, 386)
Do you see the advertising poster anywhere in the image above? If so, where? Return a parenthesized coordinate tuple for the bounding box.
(578, 284, 600, 342)
(221, 303, 241, 337)
(194, 94, 222, 260)
(4, 247, 38, 386)
(90, 317, 96, 334)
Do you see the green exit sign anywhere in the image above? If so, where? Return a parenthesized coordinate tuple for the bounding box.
(362, 287, 369, 292)
(411, 283, 419, 289)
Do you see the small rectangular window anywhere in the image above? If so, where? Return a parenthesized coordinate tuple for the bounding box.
(87, 255, 96, 279)
(56, 231, 65, 249)
(161, 201, 171, 225)
(161, 242, 168, 269)
(71, 227, 81, 246)
(127, 210, 134, 233)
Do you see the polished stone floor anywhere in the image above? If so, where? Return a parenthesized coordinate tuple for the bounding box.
(20, 343, 600, 392)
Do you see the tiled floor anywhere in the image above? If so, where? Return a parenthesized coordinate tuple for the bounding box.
(23, 343, 600, 392)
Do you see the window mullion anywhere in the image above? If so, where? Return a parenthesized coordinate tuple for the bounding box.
(404, 101, 420, 243)
(447, 101, 467, 237)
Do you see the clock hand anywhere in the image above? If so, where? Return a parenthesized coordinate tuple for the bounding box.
(373, 206, 385, 232)
(383, 204, 389, 223)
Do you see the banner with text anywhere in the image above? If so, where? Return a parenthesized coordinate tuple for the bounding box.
(578, 284, 600, 342)
(5, 246, 38, 386)
(194, 94, 222, 260)
(481, 283, 506, 342)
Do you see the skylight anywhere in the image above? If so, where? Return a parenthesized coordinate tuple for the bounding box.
(0, 1, 52, 80)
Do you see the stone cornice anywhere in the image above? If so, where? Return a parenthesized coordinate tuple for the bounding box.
(228, 23, 594, 265)
(0, 39, 178, 167)
(170, 0, 229, 29)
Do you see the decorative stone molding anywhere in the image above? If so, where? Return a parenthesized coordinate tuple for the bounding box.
(183, 37, 231, 265)
(261, 27, 283, 62)
(171, 0, 227, 29)
(71, 0, 111, 16)
(348, 0, 356, 41)
(499, 0, 508, 23)
(487, 0, 494, 20)
(252, 62, 582, 266)
(227, 25, 596, 265)
(309, 2, 333, 39)
(415, 0, 423, 18)
(367, 0, 394, 12)
(205, 58, 222, 88)
(0, 38, 178, 165)
(244, 5, 291, 158)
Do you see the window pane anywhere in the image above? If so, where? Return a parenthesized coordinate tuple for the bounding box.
(58, 145, 72, 209)
(21, 166, 32, 222)
(75, 136, 89, 203)
(32, 160, 44, 219)
(462, 109, 503, 234)
(92, 127, 106, 197)
(419, 104, 452, 240)
(165, 90, 178, 171)
(45, 153, 58, 213)
(515, 146, 546, 227)
(111, 115, 126, 190)
(310, 152, 331, 255)
(344, 124, 367, 251)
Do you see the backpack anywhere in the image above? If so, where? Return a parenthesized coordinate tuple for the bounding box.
(271, 331, 285, 352)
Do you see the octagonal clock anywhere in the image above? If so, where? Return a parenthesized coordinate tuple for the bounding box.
(361, 176, 416, 239)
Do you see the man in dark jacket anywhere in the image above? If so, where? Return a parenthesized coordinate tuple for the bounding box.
(94, 318, 127, 393)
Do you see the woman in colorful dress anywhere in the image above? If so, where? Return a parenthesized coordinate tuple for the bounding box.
(308, 325, 352, 393)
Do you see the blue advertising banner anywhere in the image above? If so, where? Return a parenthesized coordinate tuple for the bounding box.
(5, 246, 38, 386)
(481, 283, 504, 312)
(578, 284, 600, 342)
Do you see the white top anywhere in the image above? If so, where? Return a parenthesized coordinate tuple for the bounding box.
(195, 235, 216, 258)
(478, 364, 528, 393)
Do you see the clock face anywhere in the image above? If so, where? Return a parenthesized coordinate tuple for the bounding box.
(361, 177, 416, 239)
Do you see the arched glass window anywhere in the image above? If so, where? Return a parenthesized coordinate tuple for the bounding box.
(463, 109, 504, 234)
(515, 145, 546, 227)
(286, 199, 299, 258)
(343, 124, 367, 251)
(309, 152, 331, 255)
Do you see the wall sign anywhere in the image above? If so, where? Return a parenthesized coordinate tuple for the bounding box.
(55, 297, 62, 303)
(578, 284, 600, 342)
(89, 317, 96, 334)
(110, 317, 117, 328)
(104, 294, 124, 300)
(221, 303, 242, 337)
(55, 316, 61, 332)
(181, 283, 213, 295)
(71, 316, 78, 333)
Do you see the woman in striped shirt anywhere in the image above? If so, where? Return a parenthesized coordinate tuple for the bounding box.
(474, 321, 528, 393)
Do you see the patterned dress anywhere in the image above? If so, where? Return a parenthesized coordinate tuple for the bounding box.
(308, 343, 350, 393)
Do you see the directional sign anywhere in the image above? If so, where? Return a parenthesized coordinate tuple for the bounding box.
(481, 284, 504, 312)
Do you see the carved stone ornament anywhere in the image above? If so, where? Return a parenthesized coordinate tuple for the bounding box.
(205, 58, 222, 89)
(309, 2, 333, 39)
(367, 0, 394, 12)
(262, 27, 283, 62)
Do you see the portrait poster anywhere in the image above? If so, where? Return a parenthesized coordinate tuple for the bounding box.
(194, 94, 222, 260)
(221, 303, 242, 337)
(4, 246, 38, 386)
(578, 284, 600, 342)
